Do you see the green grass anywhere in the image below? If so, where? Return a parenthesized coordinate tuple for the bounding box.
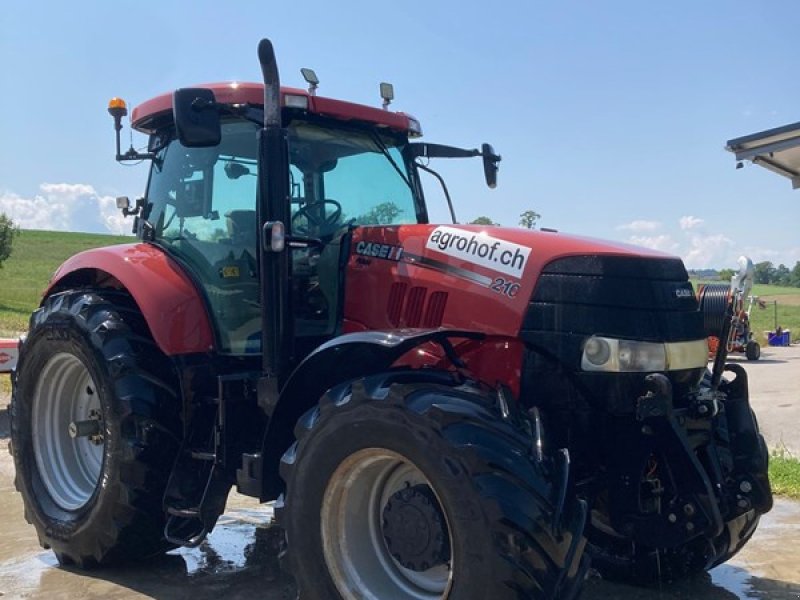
(749, 302, 800, 345)
(751, 283, 800, 297)
(769, 451, 800, 499)
(0, 229, 131, 336)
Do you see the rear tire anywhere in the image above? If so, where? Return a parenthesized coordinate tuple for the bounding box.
(11, 290, 181, 566)
(277, 372, 589, 600)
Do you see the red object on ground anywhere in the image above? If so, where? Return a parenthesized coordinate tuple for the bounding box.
(0, 338, 19, 373)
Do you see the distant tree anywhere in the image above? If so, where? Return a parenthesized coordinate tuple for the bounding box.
(357, 201, 401, 225)
(774, 264, 791, 286)
(470, 216, 499, 226)
(791, 261, 800, 288)
(753, 261, 775, 285)
(518, 210, 541, 229)
(0, 214, 19, 268)
(718, 268, 735, 282)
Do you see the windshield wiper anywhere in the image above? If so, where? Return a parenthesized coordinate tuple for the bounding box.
(369, 131, 413, 190)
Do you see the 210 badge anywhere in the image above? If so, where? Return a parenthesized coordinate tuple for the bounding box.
(490, 277, 521, 298)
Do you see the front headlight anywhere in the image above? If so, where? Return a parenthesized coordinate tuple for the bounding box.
(581, 336, 708, 373)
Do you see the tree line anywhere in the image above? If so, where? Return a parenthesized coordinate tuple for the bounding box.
(470, 210, 541, 229)
(718, 261, 800, 288)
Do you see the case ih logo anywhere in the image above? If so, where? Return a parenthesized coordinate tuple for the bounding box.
(426, 226, 531, 277)
(355, 241, 404, 261)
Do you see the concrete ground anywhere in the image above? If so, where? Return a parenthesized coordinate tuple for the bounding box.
(733, 343, 800, 457)
(0, 343, 798, 599)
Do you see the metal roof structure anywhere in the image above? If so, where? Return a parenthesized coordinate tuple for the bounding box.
(726, 121, 800, 189)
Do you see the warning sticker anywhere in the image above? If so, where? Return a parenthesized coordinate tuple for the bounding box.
(425, 226, 531, 278)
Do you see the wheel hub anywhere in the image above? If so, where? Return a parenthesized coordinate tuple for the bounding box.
(382, 484, 450, 572)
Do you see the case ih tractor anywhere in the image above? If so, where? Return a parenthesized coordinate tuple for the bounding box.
(10, 39, 771, 599)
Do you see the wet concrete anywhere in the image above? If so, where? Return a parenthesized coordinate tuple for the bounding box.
(0, 462, 798, 599)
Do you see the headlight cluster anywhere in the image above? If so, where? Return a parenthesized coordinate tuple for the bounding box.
(581, 336, 708, 373)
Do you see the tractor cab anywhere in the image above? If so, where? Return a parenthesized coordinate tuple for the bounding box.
(111, 82, 429, 358)
(138, 106, 423, 354)
(109, 76, 499, 370)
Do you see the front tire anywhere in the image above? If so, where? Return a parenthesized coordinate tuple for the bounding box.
(277, 372, 589, 600)
(745, 341, 760, 361)
(11, 290, 181, 566)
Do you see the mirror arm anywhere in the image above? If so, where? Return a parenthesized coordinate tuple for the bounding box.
(410, 142, 481, 159)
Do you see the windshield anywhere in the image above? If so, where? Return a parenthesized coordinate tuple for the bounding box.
(144, 118, 420, 354)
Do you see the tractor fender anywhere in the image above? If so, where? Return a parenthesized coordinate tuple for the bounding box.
(259, 328, 484, 499)
(45, 243, 214, 356)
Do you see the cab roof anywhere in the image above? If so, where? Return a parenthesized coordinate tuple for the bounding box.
(130, 81, 415, 135)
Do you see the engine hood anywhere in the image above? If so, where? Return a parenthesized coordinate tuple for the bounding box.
(343, 224, 682, 338)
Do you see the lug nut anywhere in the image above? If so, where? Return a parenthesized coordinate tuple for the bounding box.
(686, 522, 695, 532)
(683, 503, 695, 517)
(667, 513, 677, 523)
(740, 480, 753, 494)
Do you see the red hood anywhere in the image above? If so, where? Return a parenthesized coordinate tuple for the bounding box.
(343, 224, 679, 338)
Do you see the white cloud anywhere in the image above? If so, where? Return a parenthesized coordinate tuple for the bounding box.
(0, 184, 130, 235)
(679, 215, 704, 230)
(617, 220, 661, 232)
(682, 233, 734, 269)
(628, 234, 679, 253)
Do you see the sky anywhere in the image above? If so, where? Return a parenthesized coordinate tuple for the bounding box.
(1, 1, 798, 270)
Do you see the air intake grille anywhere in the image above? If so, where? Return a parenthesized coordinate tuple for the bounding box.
(386, 285, 448, 328)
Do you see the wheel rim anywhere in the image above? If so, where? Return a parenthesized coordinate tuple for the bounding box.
(32, 352, 104, 511)
(321, 449, 453, 600)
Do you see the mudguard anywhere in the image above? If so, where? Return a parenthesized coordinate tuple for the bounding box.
(257, 328, 484, 499)
(45, 243, 214, 356)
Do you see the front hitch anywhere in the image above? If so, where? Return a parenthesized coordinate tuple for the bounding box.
(607, 374, 724, 547)
(719, 364, 773, 514)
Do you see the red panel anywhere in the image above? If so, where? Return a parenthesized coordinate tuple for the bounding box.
(130, 82, 412, 135)
(46, 244, 214, 356)
(345, 224, 674, 337)
(392, 337, 524, 398)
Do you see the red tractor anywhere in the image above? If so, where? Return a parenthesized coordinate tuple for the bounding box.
(10, 39, 771, 599)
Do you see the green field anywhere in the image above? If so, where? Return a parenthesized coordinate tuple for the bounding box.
(0, 229, 131, 336)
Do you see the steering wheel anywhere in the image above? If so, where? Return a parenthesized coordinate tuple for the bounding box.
(292, 199, 343, 236)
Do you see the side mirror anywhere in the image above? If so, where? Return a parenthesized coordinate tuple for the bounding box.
(173, 88, 221, 148)
(481, 143, 501, 189)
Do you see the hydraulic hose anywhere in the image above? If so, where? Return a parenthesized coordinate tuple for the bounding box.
(696, 284, 731, 338)
(697, 283, 736, 391)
